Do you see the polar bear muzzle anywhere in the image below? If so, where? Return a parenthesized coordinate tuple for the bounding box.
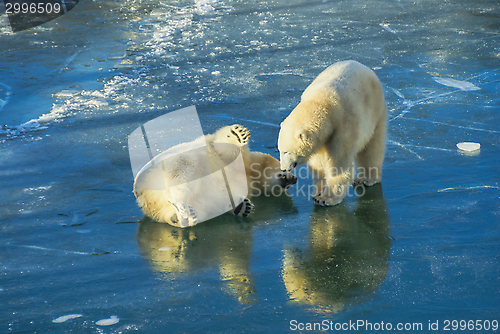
(280, 152, 303, 171)
(277, 171, 297, 188)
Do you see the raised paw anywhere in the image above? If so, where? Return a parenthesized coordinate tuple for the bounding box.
(229, 124, 250, 145)
(313, 195, 343, 207)
(233, 198, 255, 217)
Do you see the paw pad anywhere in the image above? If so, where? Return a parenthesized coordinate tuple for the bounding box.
(233, 198, 255, 217)
(173, 203, 198, 227)
(230, 124, 250, 145)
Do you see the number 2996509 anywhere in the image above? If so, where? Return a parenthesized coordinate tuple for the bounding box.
(6, 2, 61, 14)
(443, 320, 498, 331)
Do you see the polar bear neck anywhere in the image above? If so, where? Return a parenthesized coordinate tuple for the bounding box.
(292, 99, 338, 153)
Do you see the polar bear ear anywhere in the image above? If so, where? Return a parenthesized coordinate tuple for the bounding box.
(296, 129, 307, 142)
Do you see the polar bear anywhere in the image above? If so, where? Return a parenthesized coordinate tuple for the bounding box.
(134, 124, 296, 227)
(278, 60, 386, 206)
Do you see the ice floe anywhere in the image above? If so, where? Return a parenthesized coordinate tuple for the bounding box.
(52, 314, 83, 323)
(96, 315, 119, 326)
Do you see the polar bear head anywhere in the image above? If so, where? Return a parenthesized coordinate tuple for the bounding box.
(278, 115, 315, 172)
(278, 99, 332, 171)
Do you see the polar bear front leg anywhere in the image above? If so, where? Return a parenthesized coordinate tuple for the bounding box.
(313, 160, 354, 207)
(310, 168, 326, 198)
(313, 174, 348, 206)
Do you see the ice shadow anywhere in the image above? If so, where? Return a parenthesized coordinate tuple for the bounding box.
(282, 184, 392, 313)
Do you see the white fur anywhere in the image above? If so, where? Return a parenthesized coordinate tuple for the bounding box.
(278, 60, 387, 206)
(134, 125, 296, 227)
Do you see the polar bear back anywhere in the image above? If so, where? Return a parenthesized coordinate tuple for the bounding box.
(302, 60, 385, 153)
(302, 61, 384, 111)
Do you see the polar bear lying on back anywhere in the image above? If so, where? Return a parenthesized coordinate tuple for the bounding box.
(134, 124, 296, 227)
(278, 60, 387, 206)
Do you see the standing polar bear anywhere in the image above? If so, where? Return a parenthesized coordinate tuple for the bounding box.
(134, 124, 297, 227)
(278, 60, 387, 206)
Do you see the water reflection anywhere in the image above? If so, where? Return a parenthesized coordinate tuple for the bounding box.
(282, 185, 391, 313)
(136, 193, 297, 305)
(137, 214, 258, 303)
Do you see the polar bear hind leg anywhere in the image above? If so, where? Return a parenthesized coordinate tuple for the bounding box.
(355, 119, 386, 187)
(232, 197, 255, 217)
(171, 202, 198, 228)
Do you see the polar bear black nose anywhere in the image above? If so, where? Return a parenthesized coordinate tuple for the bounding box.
(292, 162, 297, 169)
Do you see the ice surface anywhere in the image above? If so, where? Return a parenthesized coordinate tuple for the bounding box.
(1, 0, 499, 332)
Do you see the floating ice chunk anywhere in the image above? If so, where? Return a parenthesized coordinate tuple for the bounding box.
(457, 142, 480, 152)
(52, 314, 83, 323)
(433, 77, 480, 91)
(52, 90, 80, 99)
(96, 315, 119, 326)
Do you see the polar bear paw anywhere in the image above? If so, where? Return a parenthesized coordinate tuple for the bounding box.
(229, 124, 250, 145)
(172, 203, 198, 227)
(233, 198, 254, 217)
(354, 177, 379, 187)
